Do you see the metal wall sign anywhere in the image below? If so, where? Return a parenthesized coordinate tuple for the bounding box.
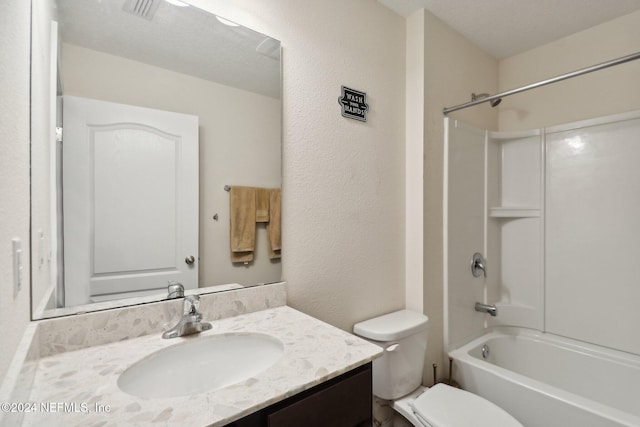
(338, 86, 369, 122)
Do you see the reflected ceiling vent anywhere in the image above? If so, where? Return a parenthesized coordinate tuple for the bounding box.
(122, 0, 161, 20)
(256, 37, 280, 60)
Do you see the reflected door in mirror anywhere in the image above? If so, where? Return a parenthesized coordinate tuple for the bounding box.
(63, 96, 199, 305)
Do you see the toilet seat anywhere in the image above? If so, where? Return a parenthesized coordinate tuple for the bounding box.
(411, 384, 523, 427)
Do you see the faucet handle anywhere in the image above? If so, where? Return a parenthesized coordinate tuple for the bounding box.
(471, 253, 487, 278)
(167, 281, 184, 299)
(183, 294, 200, 315)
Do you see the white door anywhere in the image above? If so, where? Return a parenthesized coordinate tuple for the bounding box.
(63, 96, 199, 305)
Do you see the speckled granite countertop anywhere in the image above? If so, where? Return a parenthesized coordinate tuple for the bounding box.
(20, 306, 382, 427)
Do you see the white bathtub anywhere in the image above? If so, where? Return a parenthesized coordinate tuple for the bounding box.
(449, 327, 640, 427)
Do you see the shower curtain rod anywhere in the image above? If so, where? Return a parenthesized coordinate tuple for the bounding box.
(443, 50, 640, 115)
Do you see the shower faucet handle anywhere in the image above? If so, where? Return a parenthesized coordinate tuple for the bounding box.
(471, 253, 487, 278)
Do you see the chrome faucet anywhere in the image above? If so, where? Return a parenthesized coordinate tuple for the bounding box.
(471, 253, 487, 278)
(475, 302, 498, 317)
(162, 295, 212, 339)
(167, 281, 184, 299)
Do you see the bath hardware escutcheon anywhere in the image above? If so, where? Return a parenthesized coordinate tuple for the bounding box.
(471, 253, 487, 278)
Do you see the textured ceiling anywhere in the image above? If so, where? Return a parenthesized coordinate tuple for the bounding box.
(378, 0, 640, 58)
(56, 0, 640, 91)
(57, 0, 281, 98)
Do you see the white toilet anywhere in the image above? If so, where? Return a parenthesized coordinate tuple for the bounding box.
(353, 310, 523, 427)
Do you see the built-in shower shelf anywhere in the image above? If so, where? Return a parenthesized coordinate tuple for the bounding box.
(489, 207, 540, 218)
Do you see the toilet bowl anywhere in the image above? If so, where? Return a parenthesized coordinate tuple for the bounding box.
(353, 310, 523, 427)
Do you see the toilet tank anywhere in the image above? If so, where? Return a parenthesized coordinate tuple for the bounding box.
(353, 310, 428, 400)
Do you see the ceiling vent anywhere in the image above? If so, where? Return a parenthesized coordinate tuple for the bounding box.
(122, 0, 161, 20)
(256, 37, 280, 61)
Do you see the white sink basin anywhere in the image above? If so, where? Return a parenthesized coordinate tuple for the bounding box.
(117, 333, 284, 398)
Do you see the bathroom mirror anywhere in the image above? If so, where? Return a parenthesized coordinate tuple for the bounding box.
(30, 0, 282, 319)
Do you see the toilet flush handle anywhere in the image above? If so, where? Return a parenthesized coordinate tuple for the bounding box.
(385, 343, 400, 352)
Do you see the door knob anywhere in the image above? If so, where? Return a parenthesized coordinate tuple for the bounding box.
(185, 255, 196, 265)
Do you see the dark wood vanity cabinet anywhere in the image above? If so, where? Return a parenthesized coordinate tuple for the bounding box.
(226, 363, 372, 427)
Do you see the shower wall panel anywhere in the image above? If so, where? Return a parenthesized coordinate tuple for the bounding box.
(545, 114, 640, 356)
(446, 111, 640, 356)
(445, 120, 487, 349)
(487, 133, 543, 331)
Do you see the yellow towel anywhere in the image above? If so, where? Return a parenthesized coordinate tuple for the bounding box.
(267, 188, 281, 259)
(229, 186, 256, 263)
(255, 187, 270, 223)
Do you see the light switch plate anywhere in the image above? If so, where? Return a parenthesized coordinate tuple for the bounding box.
(12, 238, 23, 298)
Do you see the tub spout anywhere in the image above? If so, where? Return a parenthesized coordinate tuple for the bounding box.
(475, 302, 497, 317)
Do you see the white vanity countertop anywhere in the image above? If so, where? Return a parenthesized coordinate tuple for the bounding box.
(20, 306, 383, 427)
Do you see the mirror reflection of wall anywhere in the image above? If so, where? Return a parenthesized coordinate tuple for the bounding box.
(30, 0, 282, 319)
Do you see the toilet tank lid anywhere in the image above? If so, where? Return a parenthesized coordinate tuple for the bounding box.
(353, 310, 428, 341)
(412, 384, 524, 427)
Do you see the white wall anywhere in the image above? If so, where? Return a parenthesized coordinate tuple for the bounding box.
(499, 10, 640, 131)
(61, 43, 282, 289)
(441, 9, 640, 365)
(167, 0, 409, 331)
(404, 10, 425, 314)
(545, 115, 640, 355)
(30, 0, 58, 316)
(496, 9, 640, 355)
(1, 0, 407, 381)
(0, 0, 32, 380)
(421, 9, 498, 380)
(486, 132, 544, 331)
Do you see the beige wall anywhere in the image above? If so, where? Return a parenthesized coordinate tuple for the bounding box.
(1, 0, 406, 381)
(421, 10, 498, 381)
(162, 0, 409, 331)
(499, 10, 640, 131)
(0, 0, 31, 380)
(30, 0, 58, 316)
(61, 43, 282, 290)
(7, 0, 637, 386)
(404, 10, 425, 314)
(428, 8, 640, 380)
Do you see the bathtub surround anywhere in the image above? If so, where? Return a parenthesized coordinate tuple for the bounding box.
(445, 110, 640, 426)
(441, 6, 640, 368)
(446, 111, 640, 357)
(545, 114, 640, 355)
